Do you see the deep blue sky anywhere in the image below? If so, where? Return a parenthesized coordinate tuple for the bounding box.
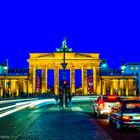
(0, 1, 140, 68)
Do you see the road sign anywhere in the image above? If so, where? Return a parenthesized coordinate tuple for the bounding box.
(61, 63, 67, 69)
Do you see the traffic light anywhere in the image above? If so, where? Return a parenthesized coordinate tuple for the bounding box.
(102, 59, 106, 64)
(63, 80, 67, 89)
(101, 59, 108, 69)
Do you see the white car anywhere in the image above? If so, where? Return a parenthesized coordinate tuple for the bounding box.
(93, 95, 121, 118)
(109, 99, 140, 130)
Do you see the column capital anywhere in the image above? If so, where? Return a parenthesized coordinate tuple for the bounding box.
(54, 66, 59, 69)
(70, 65, 75, 68)
(41, 66, 48, 68)
(82, 66, 87, 68)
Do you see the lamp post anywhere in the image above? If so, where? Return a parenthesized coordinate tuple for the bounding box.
(62, 45, 66, 109)
(61, 38, 68, 109)
(3, 66, 8, 98)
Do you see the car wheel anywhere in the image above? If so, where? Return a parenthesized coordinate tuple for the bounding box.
(108, 116, 113, 125)
(96, 112, 100, 118)
(93, 107, 96, 114)
(93, 108, 97, 118)
(116, 119, 123, 130)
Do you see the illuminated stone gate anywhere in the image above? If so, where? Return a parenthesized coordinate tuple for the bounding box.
(0, 39, 137, 97)
(28, 39, 101, 95)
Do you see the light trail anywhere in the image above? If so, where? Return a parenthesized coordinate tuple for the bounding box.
(0, 99, 56, 118)
(0, 103, 32, 118)
(0, 98, 38, 104)
(0, 101, 31, 111)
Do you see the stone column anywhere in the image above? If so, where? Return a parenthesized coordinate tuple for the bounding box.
(28, 67, 33, 94)
(70, 66, 75, 94)
(123, 79, 126, 96)
(22, 80, 26, 94)
(28, 67, 36, 94)
(102, 80, 106, 95)
(93, 67, 97, 93)
(126, 80, 129, 96)
(82, 67, 87, 95)
(93, 67, 101, 95)
(25, 78, 28, 96)
(42, 67, 48, 93)
(10, 80, 14, 96)
(16, 80, 19, 96)
(54, 67, 59, 95)
(115, 80, 119, 95)
(118, 79, 121, 96)
(132, 79, 136, 96)
(33, 67, 36, 94)
(2, 80, 4, 97)
(110, 80, 113, 95)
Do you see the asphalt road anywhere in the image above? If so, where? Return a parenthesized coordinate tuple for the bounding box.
(0, 100, 140, 140)
(0, 106, 47, 139)
(95, 117, 140, 140)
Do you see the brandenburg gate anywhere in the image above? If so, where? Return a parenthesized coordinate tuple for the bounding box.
(28, 39, 101, 95)
(0, 39, 137, 97)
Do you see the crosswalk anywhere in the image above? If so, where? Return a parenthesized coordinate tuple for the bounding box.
(71, 107, 83, 111)
(48, 106, 84, 112)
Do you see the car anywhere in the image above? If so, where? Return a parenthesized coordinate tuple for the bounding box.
(93, 95, 121, 118)
(109, 99, 140, 130)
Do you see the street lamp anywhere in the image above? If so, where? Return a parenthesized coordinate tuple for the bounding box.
(3, 66, 8, 98)
(61, 38, 68, 109)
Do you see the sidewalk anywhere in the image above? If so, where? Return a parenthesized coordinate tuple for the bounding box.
(17, 105, 112, 140)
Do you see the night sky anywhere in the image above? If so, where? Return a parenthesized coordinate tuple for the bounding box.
(0, 1, 140, 69)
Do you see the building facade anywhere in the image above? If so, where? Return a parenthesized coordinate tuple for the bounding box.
(124, 62, 140, 94)
(87, 69, 136, 96)
(0, 68, 28, 97)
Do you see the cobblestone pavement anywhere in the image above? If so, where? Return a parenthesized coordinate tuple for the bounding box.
(17, 105, 112, 140)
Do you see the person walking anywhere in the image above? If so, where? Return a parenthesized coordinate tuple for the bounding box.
(68, 93, 72, 107)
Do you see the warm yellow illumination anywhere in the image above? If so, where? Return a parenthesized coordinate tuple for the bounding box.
(131, 67, 134, 70)
(136, 67, 139, 70)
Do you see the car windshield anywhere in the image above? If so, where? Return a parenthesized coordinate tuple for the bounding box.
(123, 103, 140, 112)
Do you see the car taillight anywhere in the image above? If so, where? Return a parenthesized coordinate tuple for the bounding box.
(99, 102, 104, 109)
(108, 96, 117, 99)
(122, 116, 131, 121)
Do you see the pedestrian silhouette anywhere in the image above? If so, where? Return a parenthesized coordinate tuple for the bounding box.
(59, 93, 63, 107)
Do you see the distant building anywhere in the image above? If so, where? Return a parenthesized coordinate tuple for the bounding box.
(124, 62, 140, 94)
(87, 68, 136, 96)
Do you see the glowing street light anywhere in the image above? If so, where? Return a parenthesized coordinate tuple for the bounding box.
(121, 65, 126, 73)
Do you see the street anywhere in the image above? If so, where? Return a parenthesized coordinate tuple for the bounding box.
(96, 118, 140, 140)
(0, 98, 140, 140)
